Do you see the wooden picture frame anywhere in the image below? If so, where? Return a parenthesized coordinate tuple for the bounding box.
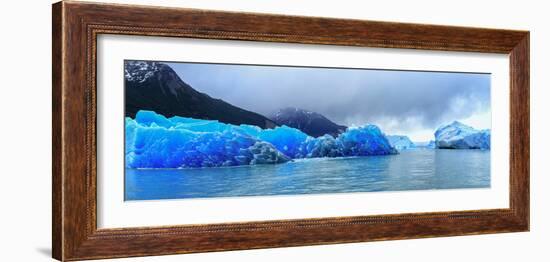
(52, 1, 529, 261)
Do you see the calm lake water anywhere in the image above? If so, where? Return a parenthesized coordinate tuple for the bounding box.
(125, 149, 490, 201)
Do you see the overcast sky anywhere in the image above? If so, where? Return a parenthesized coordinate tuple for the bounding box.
(167, 62, 491, 142)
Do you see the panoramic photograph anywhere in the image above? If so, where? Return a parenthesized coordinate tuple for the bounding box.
(124, 60, 491, 201)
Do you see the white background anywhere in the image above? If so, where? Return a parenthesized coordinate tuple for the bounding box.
(0, 0, 547, 261)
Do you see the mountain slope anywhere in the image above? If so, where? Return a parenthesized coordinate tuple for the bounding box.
(269, 107, 347, 137)
(124, 61, 276, 129)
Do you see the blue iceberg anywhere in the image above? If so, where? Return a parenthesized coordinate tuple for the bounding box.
(126, 110, 397, 168)
(387, 135, 416, 151)
(337, 126, 397, 156)
(236, 141, 291, 165)
(257, 125, 308, 158)
(426, 140, 436, 149)
(434, 121, 490, 150)
(302, 135, 344, 158)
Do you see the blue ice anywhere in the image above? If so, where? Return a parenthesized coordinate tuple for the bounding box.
(126, 110, 397, 168)
(434, 121, 490, 150)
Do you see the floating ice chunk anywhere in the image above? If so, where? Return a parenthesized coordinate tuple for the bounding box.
(387, 135, 416, 151)
(435, 121, 490, 150)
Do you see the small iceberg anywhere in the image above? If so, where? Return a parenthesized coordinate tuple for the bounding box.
(387, 135, 416, 151)
(434, 121, 490, 150)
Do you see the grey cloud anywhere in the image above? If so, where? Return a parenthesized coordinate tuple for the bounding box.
(167, 62, 490, 133)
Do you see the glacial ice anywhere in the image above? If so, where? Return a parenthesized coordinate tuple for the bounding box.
(434, 121, 490, 150)
(302, 135, 344, 158)
(126, 110, 397, 168)
(387, 135, 416, 151)
(337, 126, 398, 156)
(239, 142, 291, 165)
(427, 140, 436, 149)
(257, 125, 308, 158)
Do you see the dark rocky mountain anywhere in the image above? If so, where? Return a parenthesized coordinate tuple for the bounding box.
(124, 61, 276, 129)
(269, 107, 347, 137)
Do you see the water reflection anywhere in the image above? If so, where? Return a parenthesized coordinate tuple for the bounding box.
(125, 149, 490, 200)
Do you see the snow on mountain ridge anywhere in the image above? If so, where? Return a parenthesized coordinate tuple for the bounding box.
(124, 61, 161, 83)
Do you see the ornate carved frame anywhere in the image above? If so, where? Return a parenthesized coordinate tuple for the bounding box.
(52, 1, 529, 261)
